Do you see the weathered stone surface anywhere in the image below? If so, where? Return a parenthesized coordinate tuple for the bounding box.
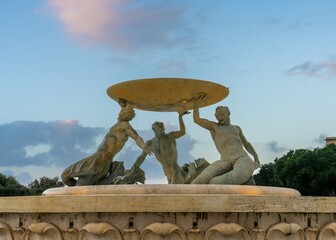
(0, 185, 336, 240)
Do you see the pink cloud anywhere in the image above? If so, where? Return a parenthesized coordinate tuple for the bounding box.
(48, 0, 126, 46)
(47, 0, 197, 52)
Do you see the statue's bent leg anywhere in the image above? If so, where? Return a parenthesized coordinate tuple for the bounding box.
(209, 157, 255, 185)
(66, 169, 109, 186)
(76, 175, 96, 185)
(191, 160, 232, 184)
(61, 165, 77, 186)
(61, 152, 112, 186)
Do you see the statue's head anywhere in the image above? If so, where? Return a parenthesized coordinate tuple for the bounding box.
(152, 121, 165, 134)
(118, 105, 135, 121)
(215, 106, 230, 125)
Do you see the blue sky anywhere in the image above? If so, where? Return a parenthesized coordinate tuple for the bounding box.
(1, 0, 335, 185)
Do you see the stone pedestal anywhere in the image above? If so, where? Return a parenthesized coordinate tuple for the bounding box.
(0, 185, 335, 239)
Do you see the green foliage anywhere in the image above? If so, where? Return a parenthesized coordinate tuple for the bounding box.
(254, 144, 336, 196)
(27, 176, 64, 195)
(0, 173, 64, 196)
(0, 172, 26, 196)
(253, 162, 276, 186)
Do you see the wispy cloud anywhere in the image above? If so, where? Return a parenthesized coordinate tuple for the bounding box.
(47, 0, 199, 52)
(265, 140, 287, 153)
(312, 133, 327, 145)
(287, 59, 336, 78)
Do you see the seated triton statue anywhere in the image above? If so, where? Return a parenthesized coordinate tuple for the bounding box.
(126, 112, 209, 184)
(191, 97, 260, 185)
(61, 101, 151, 186)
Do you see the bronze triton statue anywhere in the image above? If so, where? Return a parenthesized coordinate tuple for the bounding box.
(191, 97, 260, 185)
(61, 78, 259, 186)
(61, 101, 151, 186)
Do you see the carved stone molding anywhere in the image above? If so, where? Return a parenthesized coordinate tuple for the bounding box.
(204, 223, 250, 240)
(24, 222, 62, 240)
(266, 223, 305, 240)
(249, 228, 266, 240)
(186, 227, 204, 240)
(1, 212, 336, 240)
(0, 222, 13, 240)
(62, 228, 78, 240)
(139, 222, 187, 240)
(122, 226, 140, 240)
(78, 222, 122, 240)
(318, 222, 336, 240)
(13, 227, 25, 240)
(305, 227, 318, 240)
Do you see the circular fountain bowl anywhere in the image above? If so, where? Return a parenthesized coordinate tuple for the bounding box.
(43, 184, 300, 196)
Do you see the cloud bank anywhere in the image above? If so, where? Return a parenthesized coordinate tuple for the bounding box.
(47, 0, 198, 52)
(0, 120, 197, 183)
(0, 120, 106, 168)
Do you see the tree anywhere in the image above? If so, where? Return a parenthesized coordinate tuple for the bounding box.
(254, 144, 336, 196)
(253, 162, 277, 186)
(27, 176, 64, 195)
(0, 173, 26, 196)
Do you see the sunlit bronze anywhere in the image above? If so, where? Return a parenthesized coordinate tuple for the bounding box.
(107, 78, 229, 112)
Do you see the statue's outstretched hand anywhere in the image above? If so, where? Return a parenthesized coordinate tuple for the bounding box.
(143, 145, 153, 156)
(193, 92, 206, 108)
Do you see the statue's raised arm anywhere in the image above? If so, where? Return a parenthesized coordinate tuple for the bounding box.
(193, 95, 215, 130)
(170, 111, 189, 139)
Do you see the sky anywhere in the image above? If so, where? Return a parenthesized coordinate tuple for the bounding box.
(1, 0, 335, 185)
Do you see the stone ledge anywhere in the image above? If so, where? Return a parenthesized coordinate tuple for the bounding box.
(1, 194, 335, 213)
